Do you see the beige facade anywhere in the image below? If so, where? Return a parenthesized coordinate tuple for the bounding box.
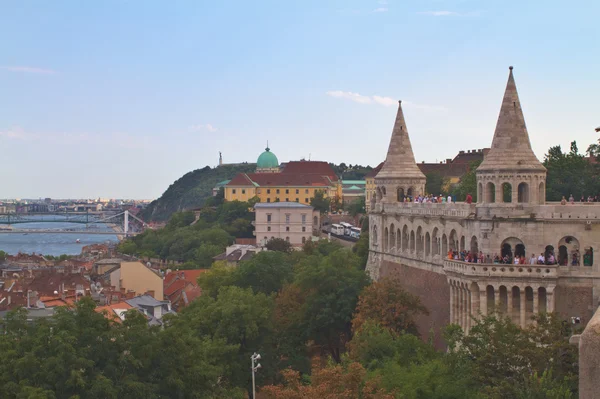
(368, 68, 600, 339)
(107, 261, 164, 300)
(254, 202, 320, 247)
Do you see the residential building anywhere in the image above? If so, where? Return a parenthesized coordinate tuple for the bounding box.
(254, 202, 319, 247)
(212, 244, 262, 266)
(126, 294, 174, 326)
(99, 261, 164, 300)
(163, 269, 206, 310)
(365, 162, 384, 212)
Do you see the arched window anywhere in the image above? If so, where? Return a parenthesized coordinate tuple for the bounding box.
(396, 227, 401, 251)
(397, 188, 405, 202)
(407, 187, 413, 198)
(416, 226, 423, 255)
(558, 236, 580, 266)
(286, 237, 290, 242)
(584, 247, 594, 266)
(470, 236, 479, 255)
(313, 215, 318, 226)
(402, 225, 409, 251)
(538, 182, 545, 204)
(502, 183, 512, 203)
(486, 182, 496, 203)
(302, 236, 306, 244)
(376, 187, 383, 202)
(432, 227, 439, 255)
(460, 236, 465, 252)
(518, 182, 529, 203)
(372, 225, 378, 247)
(384, 227, 389, 252)
(389, 223, 396, 251)
(442, 234, 448, 256)
(425, 232, 431, 256)
(410, 230, 415, 252)
(382, 186, 387, 196)
(538, 287, 547, 313)
(449, 230, 458, 252)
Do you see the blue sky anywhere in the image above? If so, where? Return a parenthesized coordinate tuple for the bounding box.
(1, 0, 599, 199)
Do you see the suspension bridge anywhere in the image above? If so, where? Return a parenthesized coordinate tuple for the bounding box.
(0, 210, 148, 237)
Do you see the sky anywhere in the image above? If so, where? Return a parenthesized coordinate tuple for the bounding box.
(1, 0, 599, 199)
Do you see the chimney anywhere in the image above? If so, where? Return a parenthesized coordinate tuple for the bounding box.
(126, 291, 135, 300)
(446, 159, 452, 164)
(146, 290, 155, 299)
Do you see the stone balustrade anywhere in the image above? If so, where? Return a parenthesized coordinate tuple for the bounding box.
(443, 259, 558, 279)
(374, 202, 477, 218)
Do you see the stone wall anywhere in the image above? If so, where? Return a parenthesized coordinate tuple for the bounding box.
(380, 260, 450, 350)
(577, 305, 600, 399)
(555, 282, 594, 324)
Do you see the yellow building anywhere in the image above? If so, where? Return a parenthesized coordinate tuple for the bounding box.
(365, 162, 384, 212)
(225, 147, 341, 204)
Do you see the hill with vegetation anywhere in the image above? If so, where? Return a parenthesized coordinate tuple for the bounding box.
(141, 163, 256, 221)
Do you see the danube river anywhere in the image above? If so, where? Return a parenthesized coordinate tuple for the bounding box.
(0, 216, 119, 256)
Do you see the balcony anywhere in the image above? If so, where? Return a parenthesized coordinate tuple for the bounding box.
(443, 259, 558, 279)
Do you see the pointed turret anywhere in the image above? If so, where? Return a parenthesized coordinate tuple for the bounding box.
(478, 67, 545, 172)
(377, 101, 426, 179)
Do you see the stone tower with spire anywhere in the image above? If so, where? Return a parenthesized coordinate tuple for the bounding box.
(374, 101, 426, 204)
(477, 67, 547, 206)
(367, 68, 600, 350)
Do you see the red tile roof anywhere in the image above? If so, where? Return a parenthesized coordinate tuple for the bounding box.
(281, 161, 339, 181)
(228, 172, 335, 188)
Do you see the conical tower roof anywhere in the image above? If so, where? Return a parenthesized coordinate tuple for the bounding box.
(376, 101, 426, 179)
(478, 67, 545, 172)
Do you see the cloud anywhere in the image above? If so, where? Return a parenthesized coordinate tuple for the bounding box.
(0, 128, 35, 140)
(0, 66, 56, 74)
(326, 91, 447, 112)
(378, 0, 388, 4)
(189, 123, 218, 132)
(418, 11, 459, 16)
(326, 91, 373, 104)
(372, 7, 388, 13)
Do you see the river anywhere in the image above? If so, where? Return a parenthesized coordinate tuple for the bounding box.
(0, 215, 119, 256)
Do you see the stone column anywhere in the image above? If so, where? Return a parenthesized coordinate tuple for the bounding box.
(466, 289, 472, 333)
(547, 286, 555, 313)
(480, 288, 488, 317)
(520, 288, 526, 328)
(496, 183, 503, 203)
(453, 284, 459, 324)
(458, 286, 463, 329)
(507, 287, 513, 322)
(512, 182, 519, 204)
(449, 283, 455, 324)
(533, 287, 539, 315)
(494, 286, 501, 311)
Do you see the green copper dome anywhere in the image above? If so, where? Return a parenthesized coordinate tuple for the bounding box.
(257, 147, 279, 169)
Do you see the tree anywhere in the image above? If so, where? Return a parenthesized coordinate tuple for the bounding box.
(352, 277, 429, 336)
(347, 197, 366, 217)
(426, 172, 448, 196)
(234, 251, 294, 295)
(266, 238, 293, 253)
(446, 312, 578, 397)
(310, 190, 331, 214)
(260, 361, 395, 399)
(0, 250, 6, 262)
(294, 249, 370, 362)
(353, 232, 369, 270)
(451, 160, 481, 202)
(544, 141, 598, 201)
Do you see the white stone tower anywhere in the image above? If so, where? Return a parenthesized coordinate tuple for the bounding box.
(374, 101, 426, 204)
(477, 67, 547, 206)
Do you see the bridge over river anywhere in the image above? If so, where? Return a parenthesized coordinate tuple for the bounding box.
(0, 210, 147, 237)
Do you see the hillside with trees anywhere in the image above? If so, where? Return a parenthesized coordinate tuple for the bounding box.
(141, 163, 256, 221)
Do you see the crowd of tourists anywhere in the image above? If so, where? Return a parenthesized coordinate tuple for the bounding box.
(560, 194, 600, 204)
(448, 249, 593, 266)
(402, 194, 456, 204)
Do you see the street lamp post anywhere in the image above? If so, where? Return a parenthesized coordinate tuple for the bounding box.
(251, 352, 262, 399)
